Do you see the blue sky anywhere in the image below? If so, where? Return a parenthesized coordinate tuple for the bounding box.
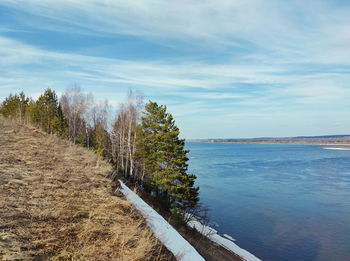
(1, 0, 350, 139)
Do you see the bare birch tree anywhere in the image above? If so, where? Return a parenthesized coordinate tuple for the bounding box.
(90, 99, 111, 156)
(111, 91, 143, 180)
(60, 85, 92, 144)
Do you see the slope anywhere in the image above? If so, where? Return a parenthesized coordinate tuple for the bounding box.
(0, 117, 173, 261)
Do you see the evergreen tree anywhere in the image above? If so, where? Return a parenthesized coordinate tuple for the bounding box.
(35, 89, 59, 133)
(51, 104, 69, 139)
(27, 98, 42, 126)
(92, 123, 110, 158)
(28, 89, 69, 137)
(0, 92, 29, 120)
(18, 92, 29, 121)
(138, 101, 199, 213)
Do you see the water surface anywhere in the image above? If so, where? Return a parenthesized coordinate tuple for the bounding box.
(186, 142, 350, 261)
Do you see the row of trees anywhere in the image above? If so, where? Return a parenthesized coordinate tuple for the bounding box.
(0, 90, 68, 137)
(0, 87, 199, 223)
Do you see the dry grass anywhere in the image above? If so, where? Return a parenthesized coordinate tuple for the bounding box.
(0, 117, 173, 261)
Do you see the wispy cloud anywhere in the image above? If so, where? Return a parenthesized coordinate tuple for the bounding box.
(1, 1, 350, 138)
(3, 0, 350, 62)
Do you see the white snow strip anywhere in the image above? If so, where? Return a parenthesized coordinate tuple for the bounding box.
(322, 147, 350, 150)
(187, 217, 262, 261)
(119, 180, 205, 261)
(223, 234, 236, 241)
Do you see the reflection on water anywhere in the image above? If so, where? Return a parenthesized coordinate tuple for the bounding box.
(186, 142, 350, 261)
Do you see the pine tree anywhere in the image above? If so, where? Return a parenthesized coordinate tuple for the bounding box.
(29, 89, 59, 133)
(0, 92, 29, 120)
(28, 89, 68, 137)
(92, 123, 110, 158)
(138, 101, 199, 213)
(51, 104, 69, 139)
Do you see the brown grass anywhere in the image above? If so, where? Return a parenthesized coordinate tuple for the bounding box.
(0, 117, 174, 261)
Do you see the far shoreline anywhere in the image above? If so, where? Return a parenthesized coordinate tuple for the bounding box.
(188, 140, 350, 146)
(321, 146, 350, 150)
(187, 135, 350, 146)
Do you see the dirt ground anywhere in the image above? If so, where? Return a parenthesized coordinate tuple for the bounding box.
(0, 118, 173, 261)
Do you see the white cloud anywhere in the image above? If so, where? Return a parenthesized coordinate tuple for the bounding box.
(3, 0, 350, 65)
(1, 1, 350, 137)
(1, 34, 350, 107)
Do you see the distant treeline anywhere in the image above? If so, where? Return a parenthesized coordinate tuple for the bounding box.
(192, 137, 350, 144)
(0, 86, 199, 224)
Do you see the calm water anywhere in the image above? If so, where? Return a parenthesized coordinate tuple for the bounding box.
(186, 142, 350, 261)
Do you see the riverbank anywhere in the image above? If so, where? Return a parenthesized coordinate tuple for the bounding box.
(120, 178, 245, 261)
(0, 117, 247, 261)
(187, 216, 262, 261)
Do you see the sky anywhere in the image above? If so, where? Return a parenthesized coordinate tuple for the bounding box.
(0, 0, 350, 139)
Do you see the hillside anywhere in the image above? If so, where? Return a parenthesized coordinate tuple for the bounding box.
(0, 117, 173, 260)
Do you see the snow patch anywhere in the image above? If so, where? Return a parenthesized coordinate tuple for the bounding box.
(322, 147, 350, 150)
(119, 180, 205, 261)
(223, 234, 236, 241)
(187, 216, 262, 261)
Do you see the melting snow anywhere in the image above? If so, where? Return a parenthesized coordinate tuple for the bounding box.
(119, 180, 205, 261)
(187, 216, 262, 261)
(223, 234, 236, 241)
